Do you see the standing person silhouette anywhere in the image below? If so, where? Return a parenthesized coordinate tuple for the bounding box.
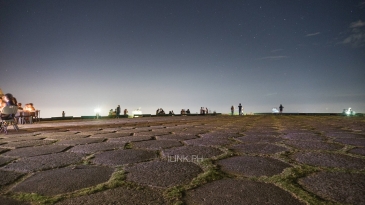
(279, 104, 284, 113)
(238, 103, 243, 115)
(231, 105, 234, 115)
(116, 105, 121, 118)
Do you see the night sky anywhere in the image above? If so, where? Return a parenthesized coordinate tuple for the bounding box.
(1, 0, 365, 117)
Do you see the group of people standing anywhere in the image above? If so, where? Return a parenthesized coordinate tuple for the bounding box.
(231, 103, 243, 115)
(114, 105, 128, 118)
(200, 107, 209, 115)
(231, 103, 284, 115)
(180, 109, 191, 115)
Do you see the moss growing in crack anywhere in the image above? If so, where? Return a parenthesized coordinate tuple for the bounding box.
(12, 193, 58, 205)
(264, 165, 327, 205)
(124, 143, 132, 149)
(163, 185, 185, 203)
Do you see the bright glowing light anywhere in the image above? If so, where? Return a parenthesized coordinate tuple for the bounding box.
(343, 107, 356, 116)
(94, 108, 100, 113)
(272, 108, 279, 113)
(131, 107, 142, 117)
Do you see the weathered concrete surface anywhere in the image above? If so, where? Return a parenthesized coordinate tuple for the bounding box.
(12, 165, 114, 196)
(349, 147, 365, 156)
(293, 151, 365, 169)
(89, 132, 131, 138)
(0, 156, 14, 166)
(55, 137, 105, 146)
(2, 152, 85, 173)
(0, 139, 56, 149)
(230, 143, 289, 154)
(184, 137, 233, 147)
(333, 138, 365, 146)
(217, 156, 291, 177)
(184, 178, 305, 204)
(162, 145, 223, 159)
(2, 145, 70, 157)
(0, 170, 23, 186)
(281, 133, 325, 141)
(200, 132, 243, 139)
(155, 134, 198, 141)
(69, 142, 125, 154)
(299, 172, 365, 204)
(55, 186, 166, 205)
(284, 140, 344, 151)
(0, 196, 31, 205)
(92, 149, 157, 166)
(107, 135, 152, 143)
(236, 135, 282, 143)
(0, 115, 364, 205)
(126, 161, 202, 187)
(131, 140, 183, 150)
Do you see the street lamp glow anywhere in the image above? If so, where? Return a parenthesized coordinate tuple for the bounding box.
(94, 108, 100, 113)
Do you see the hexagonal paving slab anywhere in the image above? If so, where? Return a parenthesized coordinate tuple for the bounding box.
(92, 149, 157, 166)
(69, 142, 125, 154)
(299, 172, 365, 205)
(333, 138, 365, 146)
(200, 132, 242, 139)
(184, 137, 232, 147)
(236, 136, 282, 143)
(12, 165, 114, 196)
(0, 196, 31, 205)
(0, 140, 56, 149)
(131, 140, 183, 150)
(162, 145, 223, 159)
(0, 156, 15, 166)
(107, 136, 152, 143)
(55, 137, 105, 146)
(2, 152, 85, 173)
(217, 156, 291, 177)
(2, 145, 70, 157)
(281, 133, 325, 141)
(43, 134, 90, 140)
(184, 178, 304, 204)
(155, 134, 198, 141)
(349, 147, 365, 156)
(293, 152, 365, 169)
(0, 147, 8, 154)
(325, 132, 364, 138)
(55, 186, 166, 205)
(89, 132, 130, 138)
(284, 140, 343, 151)
(0, 170, 24, 186)
(126, 161, 202, 187)
(230, 143, 289, 154)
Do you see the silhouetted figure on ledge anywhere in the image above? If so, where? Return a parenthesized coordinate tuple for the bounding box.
(238, 103, 242, 115)
(186, 109, 190, 114)
(116, 105, 120, 118)
(279, 104, 284, 113)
